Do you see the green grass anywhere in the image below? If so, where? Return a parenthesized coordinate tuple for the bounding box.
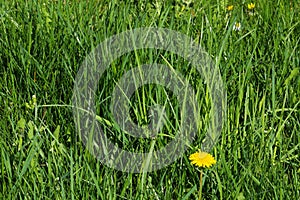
(1, 0, 300, 199)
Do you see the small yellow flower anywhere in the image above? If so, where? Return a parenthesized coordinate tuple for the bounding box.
(189, 151, 216, 168)
(233, 22, 241, 31)
(226, 5, 234, 11)
(247, 3, 255, 10)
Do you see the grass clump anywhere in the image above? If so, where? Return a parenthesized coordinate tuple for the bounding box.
(0, 0, 299, 199)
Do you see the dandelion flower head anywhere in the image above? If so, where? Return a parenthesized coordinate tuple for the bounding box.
(226, 5, 234, 11)
(247, 3, 255, 10)
(233, 22, 241, 31)
(189, 151, 216, 168)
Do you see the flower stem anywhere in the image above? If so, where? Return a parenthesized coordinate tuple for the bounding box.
(198, 170, 203, 200)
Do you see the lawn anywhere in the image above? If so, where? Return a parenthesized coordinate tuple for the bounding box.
(0, 0, 299, 199)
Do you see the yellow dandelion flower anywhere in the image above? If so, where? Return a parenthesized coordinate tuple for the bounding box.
(233, 22, 241, 31)
(189, 151, 216, 168)
(247, 3, 255, 10)
(226, 5, 234, 11)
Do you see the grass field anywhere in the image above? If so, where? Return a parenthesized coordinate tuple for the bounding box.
(1, 0, 300, 199)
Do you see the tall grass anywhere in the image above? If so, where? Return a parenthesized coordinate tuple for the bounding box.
(1, 0, 299, 199)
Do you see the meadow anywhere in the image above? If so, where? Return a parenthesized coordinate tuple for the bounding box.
(0, 0, 299, 199)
